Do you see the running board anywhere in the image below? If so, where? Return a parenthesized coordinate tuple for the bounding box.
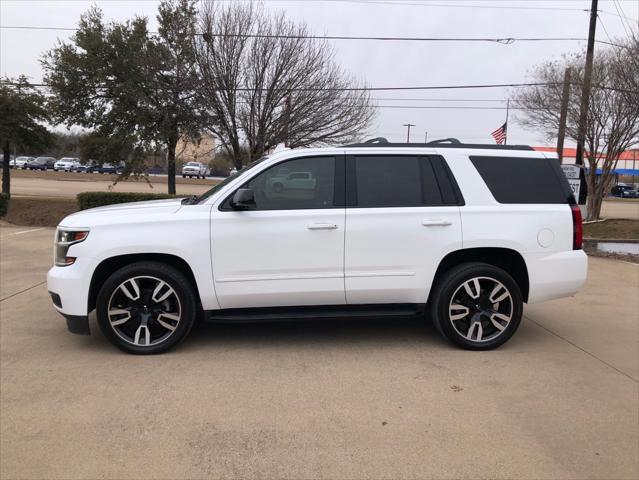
(204, 303, 425, 323)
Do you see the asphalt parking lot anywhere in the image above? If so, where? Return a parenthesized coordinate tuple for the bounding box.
(1, 223, 638, 479)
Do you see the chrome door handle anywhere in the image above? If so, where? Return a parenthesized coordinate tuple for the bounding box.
(307, 223, 338, 230)
(422, 219, 452, 227)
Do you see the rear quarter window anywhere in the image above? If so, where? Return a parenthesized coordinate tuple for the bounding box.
(469, 155, 574, 204)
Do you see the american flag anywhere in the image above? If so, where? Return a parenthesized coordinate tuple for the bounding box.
(491, 122, 507, 145)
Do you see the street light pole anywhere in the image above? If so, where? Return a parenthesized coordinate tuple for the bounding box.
(403, 123, 415, 143)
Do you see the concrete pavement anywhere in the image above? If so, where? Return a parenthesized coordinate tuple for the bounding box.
(1, 223, 638, 479)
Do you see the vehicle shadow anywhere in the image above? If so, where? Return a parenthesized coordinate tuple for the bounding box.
(74, 311, 548, 354)
(182, 315, 440, 352)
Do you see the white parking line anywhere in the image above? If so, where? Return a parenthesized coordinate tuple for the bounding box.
(5, 228, 46, 236)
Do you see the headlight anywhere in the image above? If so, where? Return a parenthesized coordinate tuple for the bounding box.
(55, 228, 89, 266)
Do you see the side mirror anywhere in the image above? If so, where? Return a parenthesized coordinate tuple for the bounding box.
(231, 188, 256, 210)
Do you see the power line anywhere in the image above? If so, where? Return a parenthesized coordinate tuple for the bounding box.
(0, 25, 590, 45)
(0, 80, 565, 91)
(370, 97, 509, 102)
(597, 14, 615, 44)
(599, 8, 639, 25)
(612, 0, 631, 36)
(7, 80, 637, 94)
(376, 105, 537, 110)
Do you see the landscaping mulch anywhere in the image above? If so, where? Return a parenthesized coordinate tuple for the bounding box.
(1, 196, 78, 227)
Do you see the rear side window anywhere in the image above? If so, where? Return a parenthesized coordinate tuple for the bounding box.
(351, 155, 462, 208)
(469, 156, 573, 204)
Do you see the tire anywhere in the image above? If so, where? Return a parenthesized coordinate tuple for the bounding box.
(429, 262, 523, 350)
(96, 262, 197, 354)
(182, 174, 186, 178)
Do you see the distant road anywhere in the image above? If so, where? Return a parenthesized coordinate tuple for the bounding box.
(10, 176, 216, 198)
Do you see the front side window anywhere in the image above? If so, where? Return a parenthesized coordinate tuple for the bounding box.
(241, 156, 336, 210)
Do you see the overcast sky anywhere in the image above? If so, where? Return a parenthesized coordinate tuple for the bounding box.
(1, 0, 638, 146)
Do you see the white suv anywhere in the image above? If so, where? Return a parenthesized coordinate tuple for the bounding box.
(181, 161, 208, 178)
(47, 139, 587, 354)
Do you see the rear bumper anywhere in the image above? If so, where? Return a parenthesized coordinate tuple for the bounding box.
(525, 249, 588, 303)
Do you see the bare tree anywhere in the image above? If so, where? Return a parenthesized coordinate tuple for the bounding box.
(194, 1, 374, 169)
(513, 39, 639, 221)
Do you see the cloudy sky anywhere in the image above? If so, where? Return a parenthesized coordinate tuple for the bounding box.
(1, 0, 638, 146)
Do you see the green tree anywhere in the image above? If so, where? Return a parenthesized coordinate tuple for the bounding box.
(0, 76, 52, 197)
(42, 0, 206, 194)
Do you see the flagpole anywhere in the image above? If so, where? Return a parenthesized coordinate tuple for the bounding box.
(505, 99, 510, 145)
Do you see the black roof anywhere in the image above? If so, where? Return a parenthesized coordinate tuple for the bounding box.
(343, 137, 534, 151)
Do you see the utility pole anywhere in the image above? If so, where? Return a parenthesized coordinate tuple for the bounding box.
(556, 67, 572, 164)
(574, 0, 597, 207)
(403, 123, 415, 143)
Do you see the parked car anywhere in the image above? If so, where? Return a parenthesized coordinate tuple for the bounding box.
(72, 160, 100, 173)
(47, 138, 588, 354)
(267, 170, 316, 193)
(610, 184, 638, 198)
(27, 156, 56, 170)
(54, 157, 80, 171)
(98, 163, 124, 174)
(181, 162, 208, 178)
(11, 156, 34, 169)
(1, 155, 15, 168)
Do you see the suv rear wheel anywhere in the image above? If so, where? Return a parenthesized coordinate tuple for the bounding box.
(430, 262, 523, 350)
(96, 262, 197, 354)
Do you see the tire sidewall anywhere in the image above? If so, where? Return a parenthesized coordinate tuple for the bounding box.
(431, 262, 523, 350)
(96, 262, 197, 354)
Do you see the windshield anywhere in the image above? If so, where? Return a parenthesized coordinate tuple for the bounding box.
(185, 162, 199, 166)
(195, 156, 269, 205)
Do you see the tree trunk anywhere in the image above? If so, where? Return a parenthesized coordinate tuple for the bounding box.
(232, 142, 243, 170)
(2, 140, 10, 197)
(166, 135, 178, 195)
(586, 188, 604, 221)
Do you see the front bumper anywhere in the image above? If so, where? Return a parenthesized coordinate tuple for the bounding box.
(47, 258, 93, 335)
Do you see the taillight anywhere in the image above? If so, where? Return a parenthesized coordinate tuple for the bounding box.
(570, 204, 583, 250)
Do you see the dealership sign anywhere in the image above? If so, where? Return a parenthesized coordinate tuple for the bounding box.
(561, 164, 581, 199)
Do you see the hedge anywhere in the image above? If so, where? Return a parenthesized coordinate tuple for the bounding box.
(77, 192, 178, 211)
(0, 192, 8, 217)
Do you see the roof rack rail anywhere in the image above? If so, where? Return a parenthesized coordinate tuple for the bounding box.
(344, 137, 533, 151)
(424, 138, 462, 145)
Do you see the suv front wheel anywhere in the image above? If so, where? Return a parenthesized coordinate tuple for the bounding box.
(430, 262, 523, 350)
(96, 262, 197, 354)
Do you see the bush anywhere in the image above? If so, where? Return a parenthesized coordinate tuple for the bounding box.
(0, 192, 8, 217)
(77, 192, 177, 210)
